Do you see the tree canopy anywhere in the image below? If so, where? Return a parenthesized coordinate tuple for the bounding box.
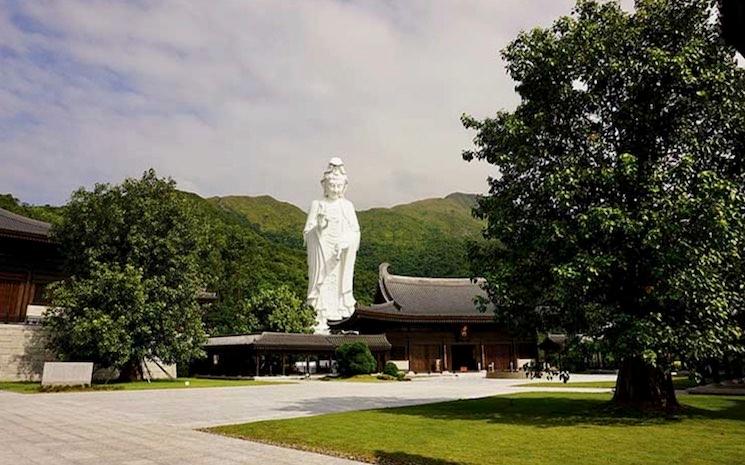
(205, 285, 316, 335)
(463, 0, 745, 408)
(45, 170, 206, 379)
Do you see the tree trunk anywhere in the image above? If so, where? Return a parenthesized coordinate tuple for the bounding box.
(118, 358, 143, 382)
(613, 357, 679, 411)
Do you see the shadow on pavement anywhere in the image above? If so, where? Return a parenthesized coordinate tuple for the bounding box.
(275, 396, 455, 415)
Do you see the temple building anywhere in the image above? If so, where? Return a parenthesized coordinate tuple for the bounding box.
(0, 208, 62, 323)
(329, 263, 537, 373)
(199, 263, 537, 376)
(0, 208, 62, 380)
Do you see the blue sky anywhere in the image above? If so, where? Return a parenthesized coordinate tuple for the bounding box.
(1, 0, 632, 209)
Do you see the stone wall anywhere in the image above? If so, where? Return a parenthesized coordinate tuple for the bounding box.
(0, 324, 178, 382)
(0, 324, 55, 381)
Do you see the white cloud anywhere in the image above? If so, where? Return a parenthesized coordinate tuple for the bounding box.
(2, 0, 605, 209)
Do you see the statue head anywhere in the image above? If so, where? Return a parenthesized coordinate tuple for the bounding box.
(321, 157, 348, 200)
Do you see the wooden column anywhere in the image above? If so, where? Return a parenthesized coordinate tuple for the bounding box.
(406, 333, 411, 367)
(255, 352, 260, 377)
(480, 343, 485, 371)
(282, 354, 286, 376)
(443, 343, 448, 372)
(511, 338, 517, 370)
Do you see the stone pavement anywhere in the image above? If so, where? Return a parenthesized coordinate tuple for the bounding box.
(0, 374, 615, 465)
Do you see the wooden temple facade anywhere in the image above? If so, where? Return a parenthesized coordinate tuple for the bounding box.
(0, 208, 62, 324)
(197, 332, 391, 376)
(329, 263, 537, 373)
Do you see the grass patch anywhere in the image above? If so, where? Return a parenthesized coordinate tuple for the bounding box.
(0, 377, 287, 394)
(517, 376, 696, 390)
(0, 381, 47, 394)
(319, 374, 399, 383)
(209, 392, 745, 465)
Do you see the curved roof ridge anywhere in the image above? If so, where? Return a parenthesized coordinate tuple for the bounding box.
(367, 262, 491, 318)
(378, 263, 395, 302)
(0, 207, 52, 241)
(379, 262, 484, 287)
(0, 207, 52, 228)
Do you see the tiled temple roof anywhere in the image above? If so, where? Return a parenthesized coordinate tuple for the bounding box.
(204, 332, 391, 351)
(0, 208, 52, 242)
(329, 263, 495, 327)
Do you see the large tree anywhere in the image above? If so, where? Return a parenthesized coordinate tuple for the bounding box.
(463, 0, 745, 409)
(45, 170, 206, 380)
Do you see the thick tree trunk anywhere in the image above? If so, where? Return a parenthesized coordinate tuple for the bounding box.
(613, 357, 679, 411)
(118, 358, 143, 382)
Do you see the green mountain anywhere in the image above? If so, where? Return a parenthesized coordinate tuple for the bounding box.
(206, 192, 484, 303)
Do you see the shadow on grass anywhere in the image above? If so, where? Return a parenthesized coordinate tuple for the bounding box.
(275, 393, 745, 428)
(375, 451, 463, 465)
(377, 394, 745, 427)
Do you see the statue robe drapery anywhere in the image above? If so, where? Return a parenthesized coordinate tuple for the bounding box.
(304, 198, 360, 319)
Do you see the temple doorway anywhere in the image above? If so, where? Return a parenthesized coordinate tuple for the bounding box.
(451, 344, 479, 372)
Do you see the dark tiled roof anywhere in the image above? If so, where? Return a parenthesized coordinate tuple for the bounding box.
(205, 332, 391, 351)
(0, 208, 52, 242)
(329, 263, 495, 327)
(204, 335, 258, 347)
(377, 263, 491, 316)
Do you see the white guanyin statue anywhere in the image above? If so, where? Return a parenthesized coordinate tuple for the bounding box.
(304, 157, 360, 333)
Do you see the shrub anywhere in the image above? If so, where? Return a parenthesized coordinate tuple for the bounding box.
(335, 342, 376, 376)
(376, 372, 409, 382)
(383, 361, 400, 377)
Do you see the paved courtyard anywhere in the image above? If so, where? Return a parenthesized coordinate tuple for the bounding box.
(0, 374, 614, 465)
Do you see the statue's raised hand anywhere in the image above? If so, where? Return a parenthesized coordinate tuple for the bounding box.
(317, 205, 328, 229)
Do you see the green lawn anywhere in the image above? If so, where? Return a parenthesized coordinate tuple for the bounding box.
(209, 392, 745, 465)
(0, 381, 46, 394)
(0, 377, 287, 394)
(319, 374, 401, 383)
(516, 376, 696, 390)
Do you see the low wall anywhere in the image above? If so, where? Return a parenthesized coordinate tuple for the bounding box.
(0, 324, 55, 381)
(0, 324, 178, 382)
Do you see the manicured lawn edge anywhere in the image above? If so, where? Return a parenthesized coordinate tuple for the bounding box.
(199, 428, 373, 464)
(515, 377, 695, 390)
(318, 374, 408, 383)
(0, 378, 291, 394)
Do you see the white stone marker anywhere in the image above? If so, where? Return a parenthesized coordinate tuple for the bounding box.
(41, 362, 94, 386)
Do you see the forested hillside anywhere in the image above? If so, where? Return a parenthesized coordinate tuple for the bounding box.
(208, 192, 484, 302)
(1, 190, 483, 333)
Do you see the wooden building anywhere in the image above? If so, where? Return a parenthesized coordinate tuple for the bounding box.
(0, 208, 63, 323)
(197, 332, 391, 376)
(329, 263, 536, 373)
